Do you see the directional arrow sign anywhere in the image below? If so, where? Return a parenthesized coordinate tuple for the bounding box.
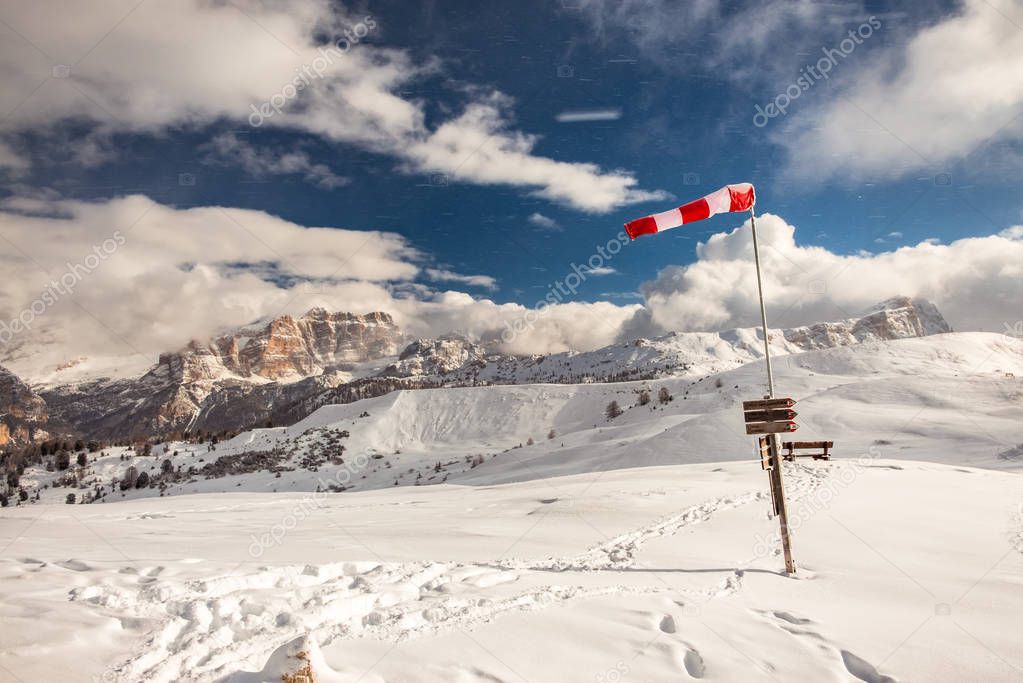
(743, 398, 796, 412)
(745, 421, 798, 435)
(743, 408, 797, 423)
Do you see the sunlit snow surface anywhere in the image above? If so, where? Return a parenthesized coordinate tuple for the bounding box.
(2, 331, 1022, 681)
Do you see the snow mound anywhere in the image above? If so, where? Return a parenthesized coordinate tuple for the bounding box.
(226, 634, 342, 683)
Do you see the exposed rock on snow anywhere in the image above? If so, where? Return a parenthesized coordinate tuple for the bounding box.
(0, 364, 50, 446)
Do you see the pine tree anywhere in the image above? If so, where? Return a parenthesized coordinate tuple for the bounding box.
(120, 466, 138, 491)
(605, 401, 623, 420)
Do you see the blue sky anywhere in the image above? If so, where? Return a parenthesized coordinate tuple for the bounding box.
(1, 0, 1021, 367)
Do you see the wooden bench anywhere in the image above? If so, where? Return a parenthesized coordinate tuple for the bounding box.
(781, 441, 833, 462)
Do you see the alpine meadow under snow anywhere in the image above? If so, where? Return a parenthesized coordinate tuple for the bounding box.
(2, 0, 1023, 681)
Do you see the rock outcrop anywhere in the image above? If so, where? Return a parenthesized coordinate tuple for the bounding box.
(0, 365, 50, 446)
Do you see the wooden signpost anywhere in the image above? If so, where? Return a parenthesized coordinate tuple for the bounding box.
(742, 399, 799, 435)
(745, 421, 798, 435)
(742, 397, 797, 574)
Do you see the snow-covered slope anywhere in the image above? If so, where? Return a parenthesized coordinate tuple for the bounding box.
(2, 460, 1021, 682)
(16, 331, 1020, 506)
(2, 329, 1021, 683)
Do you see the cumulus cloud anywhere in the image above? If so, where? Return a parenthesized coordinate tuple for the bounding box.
(0, 0, 663, 212)
(779, 0, 1023, 181)
(0, 194, 419, 356)
(621, 213, 1023, 338)
(0, 194, 1019, 378)
(0, 194, 636, 377)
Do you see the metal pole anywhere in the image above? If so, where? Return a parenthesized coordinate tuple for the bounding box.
(749, 208, 774, 399)
(749, 208, 796, 575)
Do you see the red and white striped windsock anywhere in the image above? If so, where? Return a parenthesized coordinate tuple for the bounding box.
(624, 183, 756, 240)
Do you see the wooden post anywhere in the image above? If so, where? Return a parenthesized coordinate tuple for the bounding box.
(750, 208, 796, 575)
(768, 434, 796, 574)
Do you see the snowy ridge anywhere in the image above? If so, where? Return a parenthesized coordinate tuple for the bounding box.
(383, 296, 952, 385)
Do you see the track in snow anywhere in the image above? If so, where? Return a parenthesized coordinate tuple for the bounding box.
(72, 463, 834, 682)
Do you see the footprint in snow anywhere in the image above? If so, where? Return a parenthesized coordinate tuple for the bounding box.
(682, 647, 706, 678)
(841, 650, 898, 683)
(56, 559, 91, 572)
(772, 610, 812, 625)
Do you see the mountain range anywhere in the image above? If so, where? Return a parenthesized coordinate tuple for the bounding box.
(0, 297, 950, 444)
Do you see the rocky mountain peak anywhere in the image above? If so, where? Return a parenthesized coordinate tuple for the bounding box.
(0, 365, 49, 446)
(782, 297, 950, 350)
(387, 337, 486, 378)
(150, 310, 402, 387)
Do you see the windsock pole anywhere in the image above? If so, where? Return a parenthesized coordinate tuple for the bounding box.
(749, 207, 775, 398)
(749, 207, 796, 575)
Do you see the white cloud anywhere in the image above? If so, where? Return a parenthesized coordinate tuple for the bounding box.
(779, 0, 1023, 180)
(573, 0, 1023, 182)
(424, 268, 497, 290)
(0, 195, 635, 376)
(0, 0, 664, 212)
(1, 195, 1019, 376)
(528, 213, 560, 231)
(555, 109, 622, 123)
(621, 212, 1023, 338)
(401, 97, 668, 212)
(202, 132, 349, 189)
(586, 266, 617, 276)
